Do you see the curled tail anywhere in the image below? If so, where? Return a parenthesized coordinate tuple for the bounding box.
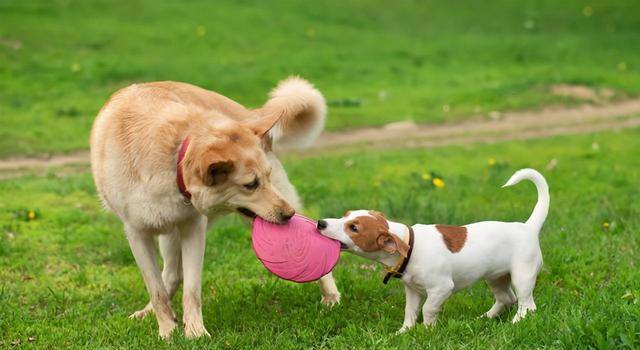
(255, 76, 326, 151)
(502, 168, 550, 233)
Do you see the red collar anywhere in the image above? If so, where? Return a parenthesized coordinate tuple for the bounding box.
(176, 136, 191, 201)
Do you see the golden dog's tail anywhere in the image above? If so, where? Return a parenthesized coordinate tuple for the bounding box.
(256, 76, 327, 150)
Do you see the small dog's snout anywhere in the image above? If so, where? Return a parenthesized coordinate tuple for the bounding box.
(317, 220, 328, 230)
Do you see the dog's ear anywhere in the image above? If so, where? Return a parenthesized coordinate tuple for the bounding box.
(376, 232, 409, 258)
(245, 113, 281, 139)
(206, 160, 234, 186)
(200, 156, 234, 186)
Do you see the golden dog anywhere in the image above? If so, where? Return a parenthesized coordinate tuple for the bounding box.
(90, 77, 340, 339)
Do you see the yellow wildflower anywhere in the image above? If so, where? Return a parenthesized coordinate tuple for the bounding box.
(306, 28, 316, 38)
(421, 173, 432, 181)
(432, 178, 445, 188)
(28, 211, 36, 220)
(488, 157, 496, 166)
(196, 25, 206, 37)
(602, 221, 610, 229)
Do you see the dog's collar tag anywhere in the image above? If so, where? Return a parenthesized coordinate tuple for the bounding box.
(176, 136, 192, 205)
(383, 225, 414, 285)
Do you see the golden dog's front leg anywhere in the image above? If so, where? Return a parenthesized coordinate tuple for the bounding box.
(179, 216, 211, 338)
(319, 272, 341, 307)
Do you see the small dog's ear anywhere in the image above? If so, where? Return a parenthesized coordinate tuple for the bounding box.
(205, 160, 234, 186)
(377, 232, 409, 257)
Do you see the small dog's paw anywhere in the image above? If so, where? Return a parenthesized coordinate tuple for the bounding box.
(482, 311, 498, 319)
(423, 317, 438, 327)
(129, 303, 153, 319)
(321, 293, 341, 308)
(184, 322, 211, 339)
(395, 326, 410, 335)
(158, 320, 177, 340)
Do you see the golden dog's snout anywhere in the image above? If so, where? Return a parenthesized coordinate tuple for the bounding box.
(276, 204, 295, 223)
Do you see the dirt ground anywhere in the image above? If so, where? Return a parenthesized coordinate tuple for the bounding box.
(1, 97, 640, 175)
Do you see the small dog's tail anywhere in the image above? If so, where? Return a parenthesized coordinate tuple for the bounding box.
(256, 76, 326, 150)
(502, 168, 550, 233)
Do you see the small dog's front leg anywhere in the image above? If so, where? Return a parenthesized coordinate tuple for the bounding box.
(396, 285, 423, 334)
(422, 285, 453, 326)
(319, 272, 341, 307)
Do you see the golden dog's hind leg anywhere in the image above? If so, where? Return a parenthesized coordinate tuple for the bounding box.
(125, 224, 177, 340)
(130, 228, 183, 320)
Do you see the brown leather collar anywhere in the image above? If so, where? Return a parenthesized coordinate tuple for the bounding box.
(383, 225, 414, 284)
(176, 136, 191, 202)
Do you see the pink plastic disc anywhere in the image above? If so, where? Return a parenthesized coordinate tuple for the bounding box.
(251, 214, 340, 283)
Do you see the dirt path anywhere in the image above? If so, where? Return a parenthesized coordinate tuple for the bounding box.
(1, 98, 640, 174)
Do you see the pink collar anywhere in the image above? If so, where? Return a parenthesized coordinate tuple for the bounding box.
(176, 137, 191, 201)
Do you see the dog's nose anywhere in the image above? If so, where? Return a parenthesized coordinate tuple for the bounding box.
(279, 209, 295, 222)
(317, 220, 328, 230)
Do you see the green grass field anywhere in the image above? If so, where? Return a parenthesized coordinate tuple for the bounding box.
(1, 0, 640, 157)
(1, 129, 638, 349)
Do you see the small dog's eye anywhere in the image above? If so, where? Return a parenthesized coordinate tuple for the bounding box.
(349, 224, 358, 232)
(244, 178, 259, 190)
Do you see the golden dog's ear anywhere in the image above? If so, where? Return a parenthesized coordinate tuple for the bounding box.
(199, 151, 235, 186)
(246, 113, 281, 138)
(205, 160, 234, 186)
(376, 232, 409, 257)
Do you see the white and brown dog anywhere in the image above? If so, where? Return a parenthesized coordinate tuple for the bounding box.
(90, 77, 341, 339)
(317, 169, 549, 333)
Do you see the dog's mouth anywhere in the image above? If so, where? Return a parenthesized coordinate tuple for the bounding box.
(237, 207, 257, 219)
(339, 242, 348, 250)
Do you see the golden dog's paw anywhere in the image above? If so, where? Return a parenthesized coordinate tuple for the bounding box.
(321, 292, 341, 308)
(158, 320, 177, 340)
(184, 322, 211, 339)
(129, 303, 153, 319)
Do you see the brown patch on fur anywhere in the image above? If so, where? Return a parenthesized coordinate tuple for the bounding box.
(436, 225, 467, 253)
(343, 210, 351, 217)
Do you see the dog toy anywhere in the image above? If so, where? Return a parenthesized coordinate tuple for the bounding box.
(251, 214, 340, 283)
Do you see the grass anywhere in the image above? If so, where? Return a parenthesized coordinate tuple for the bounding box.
(1, 0, 640, 157)
(1, 128, 638, 349)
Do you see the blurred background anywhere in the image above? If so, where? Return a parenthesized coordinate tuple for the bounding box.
(1, 0, 638, 156)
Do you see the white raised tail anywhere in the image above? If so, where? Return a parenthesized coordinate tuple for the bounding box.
(502, 168, 550, 233)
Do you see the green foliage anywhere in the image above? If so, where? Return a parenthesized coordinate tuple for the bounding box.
(1, 0, 639, 156)
(0, 129, 638, 348)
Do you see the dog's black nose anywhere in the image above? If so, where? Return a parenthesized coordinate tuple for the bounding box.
(317, 220, 328, 230)
(280, 210, 294, 222)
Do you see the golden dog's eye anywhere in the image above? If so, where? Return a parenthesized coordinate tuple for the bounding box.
(244, 178, 259, 190)
(349, 224, 358, 232)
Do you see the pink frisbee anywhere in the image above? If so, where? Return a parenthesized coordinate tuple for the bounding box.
(251, 214, 340, 283)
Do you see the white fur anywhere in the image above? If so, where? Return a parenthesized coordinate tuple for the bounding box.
(319, 169, 549, 333)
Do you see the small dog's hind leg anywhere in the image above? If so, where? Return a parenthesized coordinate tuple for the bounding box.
(511, 263, 540, 323)
(422, 283, 453, 326)
(130, 228, 183, 319)
(396, 285, 423, 334)
(483, 274, 517, 318)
